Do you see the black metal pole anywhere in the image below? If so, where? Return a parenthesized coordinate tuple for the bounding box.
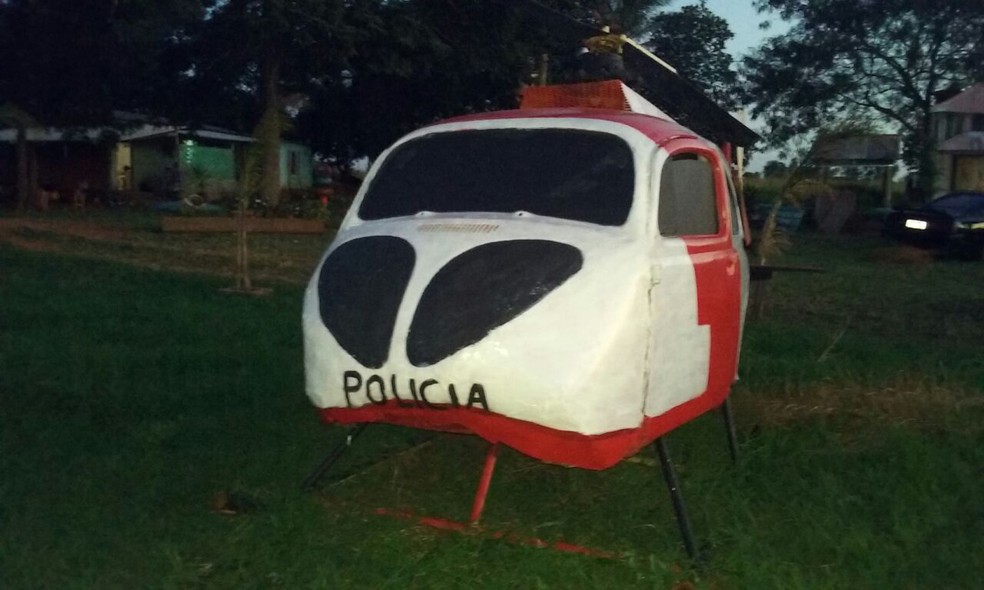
(721, 396, 739, 464)
(654, 437, 700, 562)
(302, 424, 368, 491)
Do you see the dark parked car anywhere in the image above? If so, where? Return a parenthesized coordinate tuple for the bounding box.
(883, 192, 984, 259)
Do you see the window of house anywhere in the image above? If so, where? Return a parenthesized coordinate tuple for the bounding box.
(658, 153, 719, 236)
(935, 115, 947, 142)
(972, 114, 984, 132)
(946, 113, 960, 138)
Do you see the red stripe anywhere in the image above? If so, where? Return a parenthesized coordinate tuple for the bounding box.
(372, 508, 618, 559)
(319, 383, 727, 470)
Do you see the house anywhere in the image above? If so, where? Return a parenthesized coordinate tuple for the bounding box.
(117, 125, 252, 197)
(0, 127, 116, 203)
(0, 118, 315, 206)
(932, 82, 984, 194)
(119, 126, 314, 198)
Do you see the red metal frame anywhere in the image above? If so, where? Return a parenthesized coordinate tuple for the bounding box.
(469, 443, 500, 524)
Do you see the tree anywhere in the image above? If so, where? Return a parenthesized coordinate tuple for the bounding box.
(762, 160, 788, 179)
(296, 0, 675, 161)
(298, 0, 565, 160)
(0, 0, 205, 127)
(0, 0, 205, 207)
(194, 0, 359, 206)
(642, 0, 740, 110)
(744, 0, 984, 192)
(557, 0, 670, 36)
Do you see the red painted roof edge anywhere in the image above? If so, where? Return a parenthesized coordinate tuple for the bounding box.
(428, 107, 700, 146)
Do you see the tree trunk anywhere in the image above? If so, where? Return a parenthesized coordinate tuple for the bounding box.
(914, 119, 936, 200)
(15, 125, 29, 210)
(28, 143, 39, 209)
(236, 196, 252, 291)
(917, 144, 936, 199)
(260, 54, 281, 208)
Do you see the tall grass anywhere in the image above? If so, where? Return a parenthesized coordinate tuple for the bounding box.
(1, 233, 982, 589)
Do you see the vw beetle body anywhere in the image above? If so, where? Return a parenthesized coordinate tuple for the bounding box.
(304, 105, 749, 470)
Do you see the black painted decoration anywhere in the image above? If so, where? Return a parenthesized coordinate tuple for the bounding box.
(407, 240, 583, 367)
(318, 236, 415, 368)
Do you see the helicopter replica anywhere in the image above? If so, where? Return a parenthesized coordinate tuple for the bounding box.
(302, 12, 758, 562)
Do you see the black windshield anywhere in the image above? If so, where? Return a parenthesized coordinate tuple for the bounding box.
(358, 129, 635, 226)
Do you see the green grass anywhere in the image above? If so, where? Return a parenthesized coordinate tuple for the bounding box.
(1, 232, 983, 588)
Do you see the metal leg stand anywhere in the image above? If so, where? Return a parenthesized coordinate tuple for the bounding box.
(654, 437, 700, 563)
(469, 443, 501, 525)
(721, 396, 739, 464)
(302, 424, 368, 490)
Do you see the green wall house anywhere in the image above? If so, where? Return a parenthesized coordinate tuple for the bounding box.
(118, 126, 252, 198)
(118, 126, 314, 198)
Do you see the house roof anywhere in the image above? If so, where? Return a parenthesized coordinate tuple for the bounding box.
(932, 83, 984, 114)
(0, 122, 255, 144)
(812, 134, 902, 166)
(938, 132, 984, 153)
(0, 128, 110, 142)
(121, 125, 254, 143)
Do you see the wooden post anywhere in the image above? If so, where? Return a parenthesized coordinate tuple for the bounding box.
(538, 54, 549, 87)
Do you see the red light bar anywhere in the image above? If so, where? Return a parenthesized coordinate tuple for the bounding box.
(521, 80, 631, 111)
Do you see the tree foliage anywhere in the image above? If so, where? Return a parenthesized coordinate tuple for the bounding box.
(0, 0, 740, 171)
(642, 0, 740, 110)
(744, 0, 984, 188)
(557, 0, 670, 36)
(762, 160, 788, 178)
(297, 0, 553, 160)
(0, 0, 205, 127)
(192, 0, 359, 203)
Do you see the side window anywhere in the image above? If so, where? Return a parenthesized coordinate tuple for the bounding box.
(659, 153, 719, 236)
(724, 166, 741, 236)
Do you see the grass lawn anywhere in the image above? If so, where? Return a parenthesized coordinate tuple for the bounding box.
(1, 227, 982, 588)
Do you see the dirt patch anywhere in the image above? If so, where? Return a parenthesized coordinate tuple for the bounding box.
(1, 233, 65, 254)
(0, 218, 131, 243)
(737, 376, 984, 434)
(161, 216, 325, 234)
(0, 214, 333, 285)
(866, 245, 936, 264)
